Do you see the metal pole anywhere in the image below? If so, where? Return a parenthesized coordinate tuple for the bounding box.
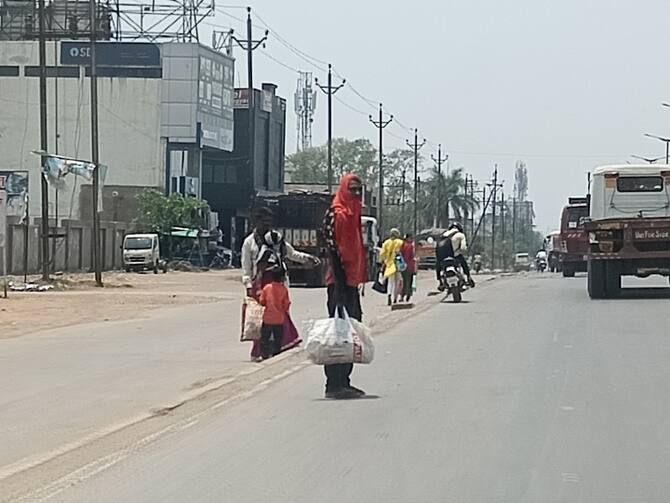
(491, 166, 498, 271)
(327, 65, 332, 193)
(369, 103, 393, 236)
(316, 65, 344, 194)
(666, 141, 668, 164)
(400, 167, 406, 232)
(512, 196, 517, 255)
(90, 0, 102, 286)
(246, 7, 255, 192)
(38, 0, 49, 281)
(24, 196, 29, 284)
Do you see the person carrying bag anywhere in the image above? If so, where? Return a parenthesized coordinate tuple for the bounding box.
(318, 173, 369, 399)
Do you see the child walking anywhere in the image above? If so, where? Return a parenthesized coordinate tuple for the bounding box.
(258, 267, 291, 359)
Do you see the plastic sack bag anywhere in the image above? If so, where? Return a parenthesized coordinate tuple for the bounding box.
(240, 297, 264, 341)
(395, 252, 407, 272)
(412, 273, 417, 292)
(372, 272, 387, 294)
(304, 309, 374, 365)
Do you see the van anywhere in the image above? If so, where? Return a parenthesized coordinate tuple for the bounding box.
(122, 233, 166, 273)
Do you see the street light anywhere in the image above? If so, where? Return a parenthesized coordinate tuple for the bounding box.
(630, 154, 664, 164)
(643, 133, 670, 163)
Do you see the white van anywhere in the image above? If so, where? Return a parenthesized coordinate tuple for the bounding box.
(122, 233, 165, 273)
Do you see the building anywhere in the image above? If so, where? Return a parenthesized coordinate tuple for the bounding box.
(202, 84, 287, 251)
(0, 39, 234, 225)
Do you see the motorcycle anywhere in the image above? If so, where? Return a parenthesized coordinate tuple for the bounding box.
(536, 257, 547, 272)
(438, 257, 467, 303)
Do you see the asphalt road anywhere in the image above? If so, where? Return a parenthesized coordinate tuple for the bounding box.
(15, 273, 670, 502)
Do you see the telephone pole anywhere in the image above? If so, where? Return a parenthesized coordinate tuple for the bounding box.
(230, 7, 269, 191)
(406, 129, 426, 237)
(316, 64, 345, 193)
(431, 144, 448, 228)
(369, 103, 393, 236)
(488, 166, 503, 271)
(38, 0, 49, 281)
(89, 0, 103, 286)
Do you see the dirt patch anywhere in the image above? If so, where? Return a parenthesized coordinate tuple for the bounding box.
(0, 270, 243, 339)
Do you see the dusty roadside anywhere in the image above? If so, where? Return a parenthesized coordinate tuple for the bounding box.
(0, 270, 242, 339)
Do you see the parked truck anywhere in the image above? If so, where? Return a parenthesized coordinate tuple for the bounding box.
(558, 196, 590, 277)
(255, 190, 379, 287)
(585, 164, 670, 298)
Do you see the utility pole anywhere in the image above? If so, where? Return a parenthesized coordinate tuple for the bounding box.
(500, 189, 506, 270)
(230, 8, 269, 193)
(512, 196, 517, 255)
(38, 0, 49, 281)
(316, 64, 345, 193)
(431, 144, 448, 228)
(400, 165, 408, 232)
(89, 0, 103, 286)
(488, 165, 502, 271)
(643, 133, 670, 164)
(369, 103, 393, 236)
(406, 129, 426, 237)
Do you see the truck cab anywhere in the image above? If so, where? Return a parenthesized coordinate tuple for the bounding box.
(559, 197, 590, 277)
(586, 164, 670, 298)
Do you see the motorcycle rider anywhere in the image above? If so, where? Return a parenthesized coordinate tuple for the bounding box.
(435, 222, 475, 289)
(535, 249, 548, 270)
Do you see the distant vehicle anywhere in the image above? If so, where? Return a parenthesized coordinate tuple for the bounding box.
(415, 228, 448, 269)
(586, 164, 670, 298)
(559, 197, 590, 277)
(544, 231, 561, 272)
(513, 252, 531, 272)
(123, 233, 167, 273)
(256, 190, 378, 286)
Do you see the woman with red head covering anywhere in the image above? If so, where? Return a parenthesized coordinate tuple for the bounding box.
(322, 173, 367, 399)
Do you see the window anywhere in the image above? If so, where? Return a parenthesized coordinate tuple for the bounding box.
(617, 176, 664, 193)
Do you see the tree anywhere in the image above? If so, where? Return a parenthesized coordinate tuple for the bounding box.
(135, 189, 209, 234)
(415, 167, 478, 230)
(285, 138, 377, 187)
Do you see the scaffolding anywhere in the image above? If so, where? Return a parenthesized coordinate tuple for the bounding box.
(0, 0, 214, 42)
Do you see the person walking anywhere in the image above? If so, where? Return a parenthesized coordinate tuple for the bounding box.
(258, 267, 291, 359)
(323, 173, 367, 399)
(380, 228, 405, 306)
(400, 233, 416, 302)
(241, 207, 319, 361)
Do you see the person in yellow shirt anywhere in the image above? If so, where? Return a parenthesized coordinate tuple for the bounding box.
(380, 228, 406, 306)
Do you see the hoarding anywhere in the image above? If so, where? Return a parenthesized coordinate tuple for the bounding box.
(197, 51, 234, 151)
(0, 171, 28, 217)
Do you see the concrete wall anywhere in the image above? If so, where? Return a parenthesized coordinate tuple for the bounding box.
(0, 40, 164, 222)
(0, 218, 131, 275)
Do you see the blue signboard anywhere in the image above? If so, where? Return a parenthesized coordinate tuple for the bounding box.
(60, 42, 161, 67)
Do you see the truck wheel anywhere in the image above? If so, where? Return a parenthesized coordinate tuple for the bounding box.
(125, 267, 132, 273)
(562, 265, 575, 277)
(153, 261, 159, 274)
(588, 260, 607, 299)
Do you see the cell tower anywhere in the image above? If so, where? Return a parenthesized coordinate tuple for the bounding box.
(294, 71, 316, 151)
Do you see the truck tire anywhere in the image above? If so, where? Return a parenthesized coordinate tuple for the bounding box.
(562, 264, 575, 277)
(587, 260, 606, 299)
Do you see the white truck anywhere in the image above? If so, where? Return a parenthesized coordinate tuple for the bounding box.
(585, 164, 670, 298)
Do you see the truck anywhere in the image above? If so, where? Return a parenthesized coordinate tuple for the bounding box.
(558, 196, 590, 277)
(123, 233, 167, 273)
(585, 164, 670, 298)
(255, 190, 379, 287)
(544, 231, 561, 272)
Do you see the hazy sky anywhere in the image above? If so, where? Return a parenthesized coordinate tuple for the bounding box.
(209, 0, 670, 232)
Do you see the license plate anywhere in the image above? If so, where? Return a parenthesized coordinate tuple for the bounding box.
(447, 276, 458, 286)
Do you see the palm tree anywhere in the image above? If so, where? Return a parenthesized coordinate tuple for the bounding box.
(418, 167, 478, 228)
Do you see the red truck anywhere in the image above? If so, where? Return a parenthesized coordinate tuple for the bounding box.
(558, 197, 590, 277)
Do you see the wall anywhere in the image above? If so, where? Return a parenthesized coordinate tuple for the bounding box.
(0, 40, 164, 223)
(0, 218, 130, 275)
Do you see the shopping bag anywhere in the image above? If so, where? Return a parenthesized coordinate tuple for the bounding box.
(304, 309, 374, 364)
(371, 273, 387, 294)
(395, 252, 407, 272)
(240, 297, 263, 341)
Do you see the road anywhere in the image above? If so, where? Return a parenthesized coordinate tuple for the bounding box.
(7, 273, 670, 502)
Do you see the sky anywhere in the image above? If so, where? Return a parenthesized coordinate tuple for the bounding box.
(205, 0, 670, 233)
